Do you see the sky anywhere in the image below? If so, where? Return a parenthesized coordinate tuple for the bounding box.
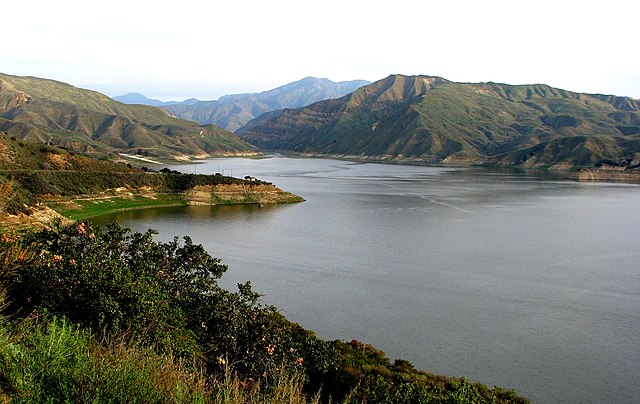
(3, 0, 639, 101)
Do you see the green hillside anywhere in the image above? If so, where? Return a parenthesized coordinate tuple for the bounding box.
(0, 133, 300, 222)
(237, 75, 640, 170)
(0, 73, 258, 160)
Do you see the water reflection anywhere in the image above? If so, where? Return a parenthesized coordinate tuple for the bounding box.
(92, 158, 640, 404)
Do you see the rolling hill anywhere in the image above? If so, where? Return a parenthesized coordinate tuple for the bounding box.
(159, 77, 370, 131)
(237, 74, 640, 170)
(0, 73, 258, 161)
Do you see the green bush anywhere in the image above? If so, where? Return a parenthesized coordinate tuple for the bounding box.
(0, 222, 528, 403)
(2, 222, 335, 384)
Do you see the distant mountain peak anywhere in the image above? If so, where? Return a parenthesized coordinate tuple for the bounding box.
(161, 77, 371, 132)
(112, 93, 184, 107)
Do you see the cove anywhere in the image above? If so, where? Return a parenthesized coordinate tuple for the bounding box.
(93, 157, 640, 403)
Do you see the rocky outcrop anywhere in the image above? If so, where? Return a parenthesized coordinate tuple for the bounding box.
(184, 184, 304, 205)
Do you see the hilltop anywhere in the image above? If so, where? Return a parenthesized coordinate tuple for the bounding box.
(158, 77, 370, 131)
(237, 75, 640, 172)
(0, 134, 301, 228)
(0, 73, 258, 161)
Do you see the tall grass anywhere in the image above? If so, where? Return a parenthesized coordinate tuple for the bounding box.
(0, 312, 319, 403)
(211, 368, 320, 404)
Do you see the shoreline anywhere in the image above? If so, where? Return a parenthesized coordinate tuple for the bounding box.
(260, 152, 640, 184)
(1, 184, 304, 230)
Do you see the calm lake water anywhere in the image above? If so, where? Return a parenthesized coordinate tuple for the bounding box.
(95, 157, 640, 403)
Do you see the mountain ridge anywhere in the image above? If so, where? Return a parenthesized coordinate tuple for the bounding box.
(156, 77, 370, 131)
(0, 72, 258, 161)
(237, 74, 640, 170)
(112, 92, 185, 107)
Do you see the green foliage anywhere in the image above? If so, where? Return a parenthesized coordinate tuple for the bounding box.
(323, 340, 528, 404)
(0, 315, 210, 403)
(1, 222, 335, 383)
(0, 222, 528, 403)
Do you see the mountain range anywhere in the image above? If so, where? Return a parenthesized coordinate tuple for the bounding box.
(0, 73, 257, 160)
(115, 77, 370, 132)
(3, 72, 640, 172)
(112, 93, 199, 107)
(237, 74, 640, 169)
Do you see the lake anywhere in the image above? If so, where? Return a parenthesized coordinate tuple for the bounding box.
(94, 157, 640, 403)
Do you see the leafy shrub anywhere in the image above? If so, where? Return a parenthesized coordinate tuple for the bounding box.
(0, 222, 528, 403)
(2, 222, 335, 384)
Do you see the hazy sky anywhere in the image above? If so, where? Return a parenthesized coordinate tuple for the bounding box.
(3, 0, 639, 101)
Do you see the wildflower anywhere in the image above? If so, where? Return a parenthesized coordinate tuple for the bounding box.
(217, 356, 226, 366)
(76, 222, 86, 234)
(52, 255, 63, 263)
(266, 345, 275, 356)
(69, 259, 77, 266)
(296, 357, 304, 365)
(289, 347, 296, 353)
(88, 233, 95, 241)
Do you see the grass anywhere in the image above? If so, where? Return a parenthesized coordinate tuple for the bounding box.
(48, 193, 188, 220)
(0, 312, 318, 404)
(0, 315, 209, 403)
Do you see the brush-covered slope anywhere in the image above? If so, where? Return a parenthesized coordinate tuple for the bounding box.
(237, 74, 640, 169)
(162, 77, 370, 132)
(0, 73, 258, 160)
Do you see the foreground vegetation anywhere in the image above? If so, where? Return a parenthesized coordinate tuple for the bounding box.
(0, 222, 528, 403)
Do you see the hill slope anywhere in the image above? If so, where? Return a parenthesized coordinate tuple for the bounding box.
(237, 74, 640, 169)
(0, 73, 258, 160)
(161, 77, 370, 131)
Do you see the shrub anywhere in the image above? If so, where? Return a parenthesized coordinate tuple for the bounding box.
(3, 222, 337, 385)
(1, 222, 529, 403)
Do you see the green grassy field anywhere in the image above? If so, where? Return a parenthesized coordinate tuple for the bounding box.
(48, 193, 188, 220)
